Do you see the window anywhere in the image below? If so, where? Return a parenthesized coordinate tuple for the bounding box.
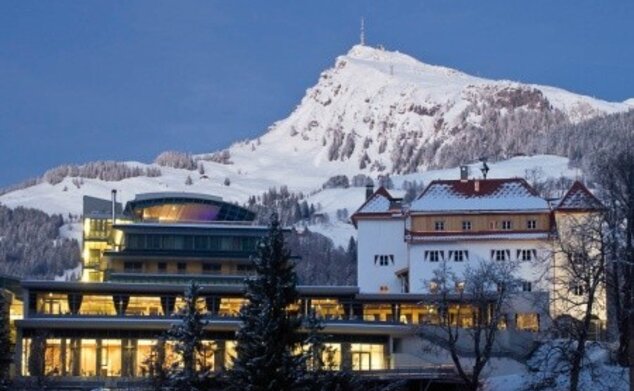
(572, 284, 584, 296)
(374, 254, 394, 266)
(462, 221, 472, 231)
(527, 219, 537, 230)
(522, 281, 532, 292)
(123, 262, 142, 273)
(157, 262, 167, 273)
(202, 263, 221, 273)
(379, 285, 389, 292)
(429, 282, 439, 294)
(516, 313, 540, 332)
(452, 250, 468, 262)
(237, 264, 254, 273)
(434, 221, 445, 231)
(177, 262, 187, 273)
(491, 249, 510, 261)
(501, 220, 512, 230)
(455, 281, 465, 293)
(517, 249, 536, 261)
(425, 250, 443, 262)
(194, 236, 208, 250)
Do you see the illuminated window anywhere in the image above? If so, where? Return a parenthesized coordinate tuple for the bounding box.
(350, 344, 385, 370)
(311, 299, 344, 319)
(516, 313, 539, 332)
(363, 304, 393, 322)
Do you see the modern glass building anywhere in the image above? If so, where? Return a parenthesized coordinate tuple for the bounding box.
(14, 192, 415, 384)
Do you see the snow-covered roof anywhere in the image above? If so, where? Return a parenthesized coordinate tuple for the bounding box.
(354, 187, 401, 215)
(556, 181, 603, 211)
(410, 178, 549, 213)
(351, 187, 403, 227)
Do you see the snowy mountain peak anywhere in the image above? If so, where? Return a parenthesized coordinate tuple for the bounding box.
(230, 45, 630, 177)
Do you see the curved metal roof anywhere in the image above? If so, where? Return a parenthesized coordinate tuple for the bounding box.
(124, 192, 255, 222)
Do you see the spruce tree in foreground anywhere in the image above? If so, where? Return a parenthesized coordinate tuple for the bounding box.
(229, 214, 305, 391)
(165, 282, 217, 391)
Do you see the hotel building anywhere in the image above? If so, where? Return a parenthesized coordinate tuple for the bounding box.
(7, 177, 605, 385)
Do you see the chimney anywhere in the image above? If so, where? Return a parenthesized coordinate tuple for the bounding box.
(474, 180, 480, 193)
(111, 189, 117, 225)
(460, 166, 469, 182)
(365, 180, 375, 200)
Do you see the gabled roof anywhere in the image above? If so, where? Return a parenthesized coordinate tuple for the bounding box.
(351, 187, 402, 226)
(556, 181, 604, 212)
(410, 178, 549, 213)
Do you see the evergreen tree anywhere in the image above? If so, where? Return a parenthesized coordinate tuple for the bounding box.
(0, 292, 11, 390)
(303, 311, 364, 391)
(229, 214, 305, 391)
(166, 282, 215, 391)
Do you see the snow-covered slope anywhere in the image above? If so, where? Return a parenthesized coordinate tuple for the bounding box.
(225, 45, 629, 176)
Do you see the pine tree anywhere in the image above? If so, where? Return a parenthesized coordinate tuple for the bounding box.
(229, 214, 305, 391)
(185, 175, 193, 185)
(0, 292, 11, 390)
(166, 282, 214, 391)
(303, 310, 364, 391)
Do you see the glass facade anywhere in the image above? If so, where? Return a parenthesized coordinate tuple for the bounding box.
(124, 234, 258, 253)
(22, 338, 388, 377)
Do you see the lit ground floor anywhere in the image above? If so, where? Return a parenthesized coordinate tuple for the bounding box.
(17, 325, 398, 378)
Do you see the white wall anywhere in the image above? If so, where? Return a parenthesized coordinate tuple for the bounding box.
(356, 218, 407, 293)
(407, 239, 551, 293)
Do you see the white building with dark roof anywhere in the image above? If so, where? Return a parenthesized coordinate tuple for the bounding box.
(352, 177, 604, 334)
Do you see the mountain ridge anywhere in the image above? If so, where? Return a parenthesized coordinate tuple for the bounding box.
(225, 44, 629, 177)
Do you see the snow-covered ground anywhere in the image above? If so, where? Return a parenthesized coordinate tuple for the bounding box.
(484, 342, 628, 391)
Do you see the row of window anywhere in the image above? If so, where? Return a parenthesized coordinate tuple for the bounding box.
(434, 219, 538, 231)
(125, 234, 258, 252)
(422, 249, 537, 262)
(122, 261, 253, 274)
(428, 279, 534, 293)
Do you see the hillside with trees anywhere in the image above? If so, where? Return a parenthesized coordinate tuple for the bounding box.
(0, 204, 80, 278)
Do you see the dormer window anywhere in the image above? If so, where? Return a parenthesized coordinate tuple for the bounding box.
(501, 220, 512, 230)
(435, 221, 445, 231)
(527, 220, 537, 230)
(462, 221, 472, 231)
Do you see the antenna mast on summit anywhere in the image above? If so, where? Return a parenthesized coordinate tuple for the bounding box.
(360, 17, 365, 46)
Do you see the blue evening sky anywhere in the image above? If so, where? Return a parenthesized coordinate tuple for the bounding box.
(1, 1, 633, 187)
